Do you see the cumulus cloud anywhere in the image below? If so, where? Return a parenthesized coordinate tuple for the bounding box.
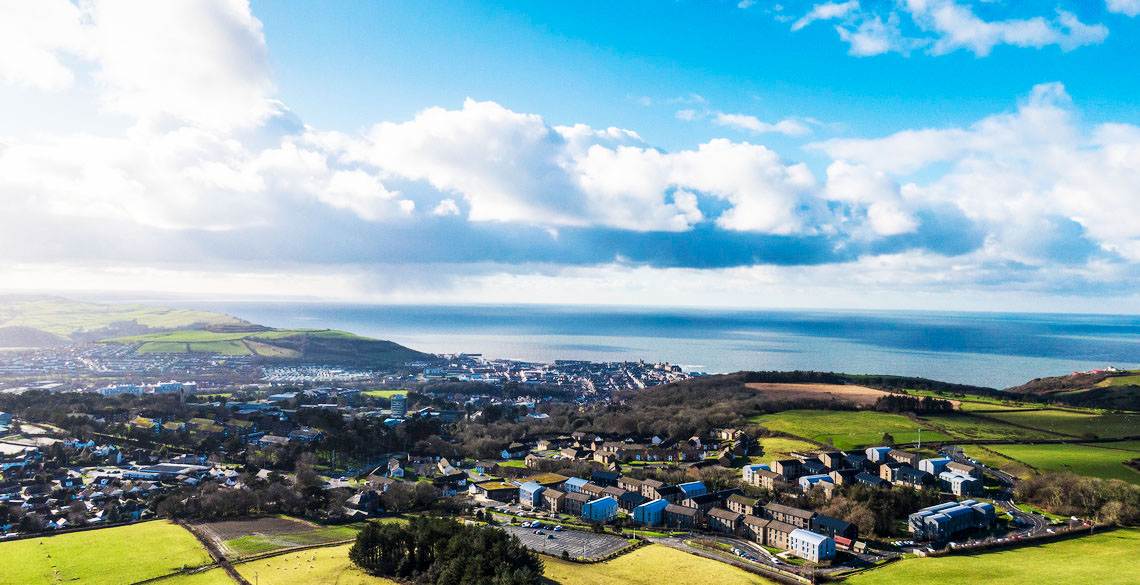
(790, 0, 1108, 57)
(1, 1, 1139, 307)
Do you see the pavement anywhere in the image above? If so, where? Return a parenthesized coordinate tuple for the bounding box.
(499, 524, 631, 560)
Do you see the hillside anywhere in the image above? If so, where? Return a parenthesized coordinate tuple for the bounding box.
(0, 296, 247, 347)
(1006, 370, 1140, 410)
(103, 327, 429, 366)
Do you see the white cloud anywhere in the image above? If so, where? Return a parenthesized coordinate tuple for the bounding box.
(792, 1, 859, 31)
(0, 0, 90, 90)
(712, 112, 812, 136)
(433, 199, 461, 216)
(790, 0, 1108, 57)
(1108, 0, 1140, 17)
(675, 109, 698, 121)
(824, 161, 918, 236)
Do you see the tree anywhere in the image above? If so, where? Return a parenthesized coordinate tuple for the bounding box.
(881, 432, 896, 447)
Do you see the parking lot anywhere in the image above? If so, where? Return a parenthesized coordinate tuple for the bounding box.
(499, 524, 631, 560)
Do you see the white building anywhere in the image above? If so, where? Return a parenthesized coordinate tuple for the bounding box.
(742, 463, 770, 484)
(788, 528, 835, 562)
(97, 384, 142, 396)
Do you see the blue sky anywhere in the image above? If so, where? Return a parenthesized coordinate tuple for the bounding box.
(2, 0, 1140, 312)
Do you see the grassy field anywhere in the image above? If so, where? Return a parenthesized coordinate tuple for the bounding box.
(748, 437, 820, 463)
(752, 410, 950, 450)
(543, 544, 775, 585)
(917, 413, 1062, 442)
(103, 327, 425, 365)
(846, 528, 1140, 585)
(224, 523, 365, 556)
(978, 409, 1140, 439)
(1097, 373, 1140, 387)
(0, 521, 212, 585)
(986, 443, 1140, 483)
(0, 298, 244, 342)
(233, 543, 392, 585)
(362, 389, 407, 398)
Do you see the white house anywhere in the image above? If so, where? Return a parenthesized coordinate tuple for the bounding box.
(788, 529, 835, 562)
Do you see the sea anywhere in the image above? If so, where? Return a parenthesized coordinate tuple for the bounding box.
(156, 302, 1140, 390)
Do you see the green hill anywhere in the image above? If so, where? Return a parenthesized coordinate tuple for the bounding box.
(0, 296, 246, 347)
(102, 327, 429, 366)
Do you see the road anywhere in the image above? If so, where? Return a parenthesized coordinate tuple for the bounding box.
(499, 524, 630, 560)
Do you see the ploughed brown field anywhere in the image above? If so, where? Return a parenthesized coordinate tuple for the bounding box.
(744, 383, 894, 406)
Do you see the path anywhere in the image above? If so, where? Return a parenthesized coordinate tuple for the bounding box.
(178, 521, 253, 585)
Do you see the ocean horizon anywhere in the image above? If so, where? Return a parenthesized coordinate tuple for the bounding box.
(155, 302, 1140, 389)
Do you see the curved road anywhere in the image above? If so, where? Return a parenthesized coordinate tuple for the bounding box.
(944, 450, 1051, 537)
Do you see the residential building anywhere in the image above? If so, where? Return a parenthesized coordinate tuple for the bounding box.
(563, 477, 589, 493)
(519, 482, 546, 507)
(764, 502, 815, 529)
(563, 492, 590, 516)
(663, 504, 699, 529)
(742, 463, 770, 485)
(726, 494, 759, 516)
(707, 507, 744, 535)
(946, 461, 981, 478)
(766, 520, 796, 550)
(939, 471, 983, 496)
(771, 459, 803, 479)
(799, 474, 833, 492)
(908, 500, 996, 540)
(633, 498, 669, 525)
(788, 529, 835, 562)
(543, 488, 566, 512)
(888, 449, 919, 467)
(810, 514, 858, 540)
(582, 496, 619, 523)
(865, 446, 892, 463)
(617, 490, 648, 512)
(742, 514, 770, 544)
(677, 481, 707, 499)
(854, 471, 888, 488)
(918, 457, 953, 475)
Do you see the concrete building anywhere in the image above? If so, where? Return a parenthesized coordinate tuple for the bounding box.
(707, 507, 744, 535)
(582, 496, 618, 523)
(664, 504, 699, 529)
(633, 498, 669, 525)
(543, 488, 566, 512)
(563, 492, 590, 516)
(764, 502, 815, 529)
(390, 393, 408, 418)
(788, 529, 836, 562)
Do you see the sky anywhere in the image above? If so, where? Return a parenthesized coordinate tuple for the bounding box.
(2, 0, 1140, 312)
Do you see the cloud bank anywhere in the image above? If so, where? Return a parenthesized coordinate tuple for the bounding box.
(1, 1, 1139, 309)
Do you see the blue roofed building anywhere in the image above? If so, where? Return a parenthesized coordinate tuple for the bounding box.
(563, 477, 589, 493)
(677, 481, 707, 499)
(742, 463, 770, 485)
(633, 498, 669, 526)
(519, 482, 546, 507)
(582, 496, 618, 523)
(919, 457, 953, 475)
(798, 474, 833, 491)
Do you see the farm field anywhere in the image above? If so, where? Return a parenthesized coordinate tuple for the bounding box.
(917, 413, 1062, 441)
(0, 298, 243, 342)
(0, 520, 212, 585)
(986, 443, 1140, 483)
(232, 543, 391, 585)
(748, 437, 820, 463)
(745, 383, 891, 407)
(752, 410, 950, 450)
(362, 389, 407, 398)
(192, 516, 369, 558)
(543, 544, 775, 585)
(978, 409, 1140, 439)
(845, 528, 1140, 585)
(1096, 373, 1140, 387)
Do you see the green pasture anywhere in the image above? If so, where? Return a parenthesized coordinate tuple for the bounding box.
(752, 410, 950, 450)
(0, 520, 212, 585)
(978, 409, 1140, 439)
(846, 528, 1140, 585)
(917, 413, 1062, 441)
(986, 443, 1140, 483)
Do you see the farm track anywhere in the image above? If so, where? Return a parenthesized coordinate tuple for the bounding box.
(178, 521, 252, 585)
